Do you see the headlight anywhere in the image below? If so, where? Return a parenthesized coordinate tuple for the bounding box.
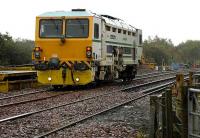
(75, 77, 80, 82)
(48, 77, 52, 81)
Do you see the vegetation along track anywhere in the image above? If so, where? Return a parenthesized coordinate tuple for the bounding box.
(0, 71, 188, 138)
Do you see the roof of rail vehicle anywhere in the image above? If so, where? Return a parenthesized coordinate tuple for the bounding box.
(38, 10, 138, 31)
(38, 11, 94, 17)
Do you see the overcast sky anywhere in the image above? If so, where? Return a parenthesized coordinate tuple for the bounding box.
(0, 0, 199, 45)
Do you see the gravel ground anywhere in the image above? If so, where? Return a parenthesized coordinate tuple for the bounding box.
(48, 96, 150, 138)
(0, 88, 140, 137)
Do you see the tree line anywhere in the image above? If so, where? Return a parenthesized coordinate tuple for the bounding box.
(143, 36, 200, 66)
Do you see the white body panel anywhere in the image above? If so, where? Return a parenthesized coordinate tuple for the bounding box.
(91, 16, 142, 67)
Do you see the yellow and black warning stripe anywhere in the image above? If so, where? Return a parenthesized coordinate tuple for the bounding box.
(61, 61, 91, 69)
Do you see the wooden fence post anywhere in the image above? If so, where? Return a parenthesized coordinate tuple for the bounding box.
(150, 95, 157, 138)
(162, 92, 166, 138)
(166, 88, 173, 138)
(176, 73, 188, 138)
(189, 72, 193, 86)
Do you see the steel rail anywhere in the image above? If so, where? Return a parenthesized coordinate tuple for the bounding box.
(0, 92, 68, 108)
(136, 71, 164, 77)
(0, 89, 49, 101)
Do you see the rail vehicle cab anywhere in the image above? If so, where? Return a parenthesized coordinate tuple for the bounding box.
(33, 9, 142, 87)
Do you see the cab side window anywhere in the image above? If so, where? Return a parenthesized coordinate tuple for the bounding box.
(94, 23, 99, 39)
(139, 34, 142, 45)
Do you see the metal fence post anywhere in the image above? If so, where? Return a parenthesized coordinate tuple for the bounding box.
(188, 89, 193, 138)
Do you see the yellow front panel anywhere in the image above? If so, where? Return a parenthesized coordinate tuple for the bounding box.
(37, 69, 94, 85)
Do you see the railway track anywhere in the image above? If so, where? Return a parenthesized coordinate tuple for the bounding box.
(0, 71, 186, 138)
(134, 71, 175, 81)
(136, 70, 171, 78)
(0, 71, 174, 111)
(0, 88, 51, 105)
(0, 89, 48, 100)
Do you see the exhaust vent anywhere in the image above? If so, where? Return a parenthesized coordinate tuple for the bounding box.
(72, 9, 86, 12)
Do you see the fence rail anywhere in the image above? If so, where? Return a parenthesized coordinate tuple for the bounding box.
(188, 88, 200, 138)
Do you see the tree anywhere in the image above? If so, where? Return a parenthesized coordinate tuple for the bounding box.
(143, 36, 175, 65)
(143, 37, 200, 66)
(0, 32, 34, 66)
(177, 40, 200, 65)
